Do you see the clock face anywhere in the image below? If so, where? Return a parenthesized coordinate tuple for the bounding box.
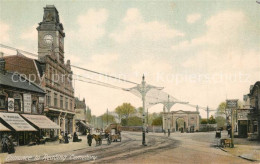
(43, 34, 53, 45)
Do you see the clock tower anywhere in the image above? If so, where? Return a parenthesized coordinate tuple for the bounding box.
(37, 5, 65, 63)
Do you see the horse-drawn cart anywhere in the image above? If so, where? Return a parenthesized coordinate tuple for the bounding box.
(105, 123, 122, 142)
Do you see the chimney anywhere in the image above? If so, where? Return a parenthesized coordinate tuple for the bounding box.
(0, 52, 6, 74)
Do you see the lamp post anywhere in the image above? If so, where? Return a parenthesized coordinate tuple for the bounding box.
(226, 99, 238, 148)
(124, 75, 163, 146)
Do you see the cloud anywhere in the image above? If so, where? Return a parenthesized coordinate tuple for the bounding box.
(110, 8, 184, 43)
(0, 20, 11, 43)
(69, 8, 108, 45)
(131, 58, 173, 84)
(186, 13, 201, 24)
(20, 24, 37, 41)
(172, 10, 247, 51)
(175, 10, 260, 82)
(87, 53, 119, 72)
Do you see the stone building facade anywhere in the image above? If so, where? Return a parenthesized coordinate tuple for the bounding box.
(247, 81, 260, 140)
(163, 110, 200, 132)
(3, 5, 75, 136)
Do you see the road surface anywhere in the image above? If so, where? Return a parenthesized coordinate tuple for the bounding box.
(6, 132, 252, 163)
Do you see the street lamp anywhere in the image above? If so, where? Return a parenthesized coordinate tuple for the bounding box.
(226, 99, 238, 148)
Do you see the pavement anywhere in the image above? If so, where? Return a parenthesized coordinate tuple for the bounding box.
(0, 135, 90, 163)
(219, 133, 260, 162)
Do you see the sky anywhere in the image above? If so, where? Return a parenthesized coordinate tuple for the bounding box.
(0, 0, 260, 117)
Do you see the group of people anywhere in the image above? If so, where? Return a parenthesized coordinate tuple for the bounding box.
(59, 132, 83, 144)
(1, 135, 15, 154)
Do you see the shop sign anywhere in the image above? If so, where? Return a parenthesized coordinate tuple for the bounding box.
(0, 113, 36, 131)
(23, 94, 31, 113)
(226, 99, 238, 109)
(8, 98, 14, 112)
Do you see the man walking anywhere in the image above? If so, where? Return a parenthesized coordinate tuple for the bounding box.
(87, 133, 93, 146)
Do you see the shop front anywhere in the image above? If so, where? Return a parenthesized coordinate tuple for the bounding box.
(21, 114, 60, 140)
(0, 112, 37, 146)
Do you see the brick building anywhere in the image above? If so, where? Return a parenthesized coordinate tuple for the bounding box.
(4, 5, 75, 136)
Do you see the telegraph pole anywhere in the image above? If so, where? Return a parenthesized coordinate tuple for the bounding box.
(231, 108, 234, 148)
(207, 106, 209, 122)
(226, 99, 238, 148)
(107, 108, 108, 125)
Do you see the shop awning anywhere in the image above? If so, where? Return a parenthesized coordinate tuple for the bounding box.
(0, 113, 37, 131)
(21, 114, 60, 129)
(78, 121, 89, 128)
(0, 122, 11, 131)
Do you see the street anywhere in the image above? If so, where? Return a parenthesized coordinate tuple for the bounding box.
(4, 131, 253, 164)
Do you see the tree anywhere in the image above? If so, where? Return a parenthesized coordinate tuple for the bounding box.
(152, 115, 162, 126)
(101, 113, 116, 125)
(200, 119, 208, 124)
(208, 115, 216, 124)
(86, 106, 92, 123)
(121, 116, 143, 126)
(91, 115, 96, 127)
(215, 116, 226, 128)
(115, 103, 136, 125)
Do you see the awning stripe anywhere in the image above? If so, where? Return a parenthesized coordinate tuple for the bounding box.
(0, 122, 11, 131)
(0, 113, 37, 131)
(21, 114, 60, 129)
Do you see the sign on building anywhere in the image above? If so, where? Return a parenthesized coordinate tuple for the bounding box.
(8, 98, 14, 112)
(23, 94, 31, 113)
(0, 113, 36, 131)
(226, 99, 238, 109)
(237, 109, 250, 120)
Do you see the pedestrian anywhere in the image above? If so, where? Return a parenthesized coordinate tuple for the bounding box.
(1, 134, 8, 153)
(73, 132, 78, 142)
(168, 129, 170, 137)
(227, 125, 231, 138)
(164, 130, 166, 136)
(87, 133, 93, 146)
(64, 133, 69, 144)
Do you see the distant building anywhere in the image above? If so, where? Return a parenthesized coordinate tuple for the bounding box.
(75, 98, 89, 134)
(163, 110, 200, 132)
(247, 81, 260, 140)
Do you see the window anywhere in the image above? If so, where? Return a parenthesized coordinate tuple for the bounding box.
(65, 97, 68, 110)
(14, 99, 21, 112)
(0, 95, 5, 109)
(54, 93, 57, 107)
(32, 100, 37, 114)
(60, 95, 63, 109)
(70, 99, 72, 110)
(253, 121, 258, 132)
(46, 91, 51, 106)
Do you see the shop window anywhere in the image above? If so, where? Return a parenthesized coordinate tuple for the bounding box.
(0, 95, 5, 109)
